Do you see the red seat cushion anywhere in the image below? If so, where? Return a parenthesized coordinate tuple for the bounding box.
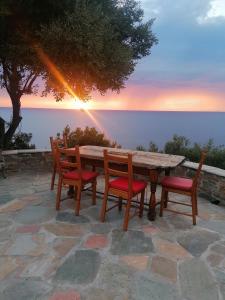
(161, 176, 193, 191)
(63, 170, 99, 182)
(109, 177, 147, 194)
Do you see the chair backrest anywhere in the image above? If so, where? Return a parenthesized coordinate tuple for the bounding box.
(55, 145, 81, 176)
(193, 150, 207, 189)
(103, 149, 133, 194)
(50, 136, 68, 163)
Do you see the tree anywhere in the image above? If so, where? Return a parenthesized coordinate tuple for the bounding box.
(0, 0, 157, 149)
(63, 125, 120, 148)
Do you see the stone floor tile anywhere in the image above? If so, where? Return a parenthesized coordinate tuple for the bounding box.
(53, 238, 78, 257)
(198, 220, 225, 235)
(177, 229, 220, 257)
(98, 262, 133, 298)
(43, 223, 85, 237)
(90, 223, 112, 234)
(151, 255, 177, 283)
(119, 255, 149, 270)
(1, 279, 52, 300)
(6, 235, 37, 256)
(206, 253, 224, 267)
(154, 239, 192, 261)
(131, 275, 180, 300)
(14, 205, 55, 224)
(210, 244, 225, 255)
(0, 257, 20, 280)
(56, 212, 90, 224)
(84, 234, 108, 249)
(142, 225, 159, 235)
(16, 224, 40, 234)
(82, 288, 117, 300)
(179, 258, 219, 300)
(0, 199, 28, 213)
(54, 250, 100, 284)
(49, 290, 81, 300)
(110, 229, 154, 255)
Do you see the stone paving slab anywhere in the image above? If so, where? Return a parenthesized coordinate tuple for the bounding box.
(0, 171, 225, 299)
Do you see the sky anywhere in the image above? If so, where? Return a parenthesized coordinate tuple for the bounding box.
(1, 0, 225, 111)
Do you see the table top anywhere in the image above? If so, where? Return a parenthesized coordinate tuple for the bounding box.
(79, 145, 185, 170)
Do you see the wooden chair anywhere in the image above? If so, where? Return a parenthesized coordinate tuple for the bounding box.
(55, 146, 99, 215)
(159, 151, 207, 225)
(100, 149, 147, 231)
(49, 135, 68, 190)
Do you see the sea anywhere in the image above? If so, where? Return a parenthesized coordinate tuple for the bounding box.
(1, 108, 225, 150)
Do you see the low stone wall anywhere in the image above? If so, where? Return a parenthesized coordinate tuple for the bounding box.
(176, 162, 225, 204)
(2, 149, 53, 172)
(2, 149, 225, 204)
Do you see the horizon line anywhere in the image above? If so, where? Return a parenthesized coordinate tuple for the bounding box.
(1, 106, 225, 113)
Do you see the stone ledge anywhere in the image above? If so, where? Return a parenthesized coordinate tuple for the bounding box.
(183, 161, 225, 178)
(3, 149, 51, 155)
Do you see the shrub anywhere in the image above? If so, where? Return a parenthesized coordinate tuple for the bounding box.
(7, 132, 35, 150)
(63, 126, 120, 148)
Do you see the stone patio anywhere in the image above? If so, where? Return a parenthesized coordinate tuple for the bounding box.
(0, 171, 225, 300)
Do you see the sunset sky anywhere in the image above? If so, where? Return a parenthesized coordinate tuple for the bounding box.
(1, 0, 225, 111)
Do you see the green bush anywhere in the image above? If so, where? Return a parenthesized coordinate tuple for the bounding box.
(137, 134, 225, 170)
(63, 126, 120, 148)
(7, 132, 35, 150)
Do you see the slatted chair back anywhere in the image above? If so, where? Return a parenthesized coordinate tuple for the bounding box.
(55, 146, 81, 176)
(104, 149, 133, 196)
(193, 150, 207, 189)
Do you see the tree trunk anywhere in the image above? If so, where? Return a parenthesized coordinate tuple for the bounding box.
(3, 97, 22, 149)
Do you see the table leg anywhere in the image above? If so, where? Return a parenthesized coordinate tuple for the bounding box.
(148, 169, 160, 221)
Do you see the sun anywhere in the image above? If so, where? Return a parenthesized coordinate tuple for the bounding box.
(71, 99, 91, 110)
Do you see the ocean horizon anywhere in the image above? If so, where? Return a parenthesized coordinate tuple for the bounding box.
(1, 107, 225, 150)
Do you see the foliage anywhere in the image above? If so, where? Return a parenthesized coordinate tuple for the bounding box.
(136, 141, 158, 152)
(7, 132, 35, 150)
(136, 134, 225, 170)
(63, 126, 120, 148)
(0, 0, 157, 148)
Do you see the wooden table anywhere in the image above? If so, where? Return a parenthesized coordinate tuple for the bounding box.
(78, 146, 185, 221)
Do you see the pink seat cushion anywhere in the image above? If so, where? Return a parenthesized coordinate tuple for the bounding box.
(109, 177, 147, 194)
(161, 176, 193, 191)
(63, 170, 99, 182)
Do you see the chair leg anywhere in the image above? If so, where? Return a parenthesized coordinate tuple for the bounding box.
(160, 188, 166, 217)
(139, 190, 145, 218)
(92, 180, 97, 205)
(118, 197, 123, 212)
(164, 191, 168, 208)
(194, 191, 198, 215)
(51, 164, 56, 190)
(123, 198, 132, 231)
(75, 184, 82, 216)
(56, 176, 63, 210)
(100, 188, 108, 222)
(191, 194, 196, 225)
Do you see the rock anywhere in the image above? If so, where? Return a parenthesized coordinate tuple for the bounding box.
(110, 229, 154, 255)
(54, 250, 100, 284)
(179, 258, 219, 300)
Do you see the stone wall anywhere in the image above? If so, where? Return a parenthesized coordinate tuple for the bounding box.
(2, 149, 225, 204)
(176, 162, 225, 204)
(2, 149, 53, 172)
